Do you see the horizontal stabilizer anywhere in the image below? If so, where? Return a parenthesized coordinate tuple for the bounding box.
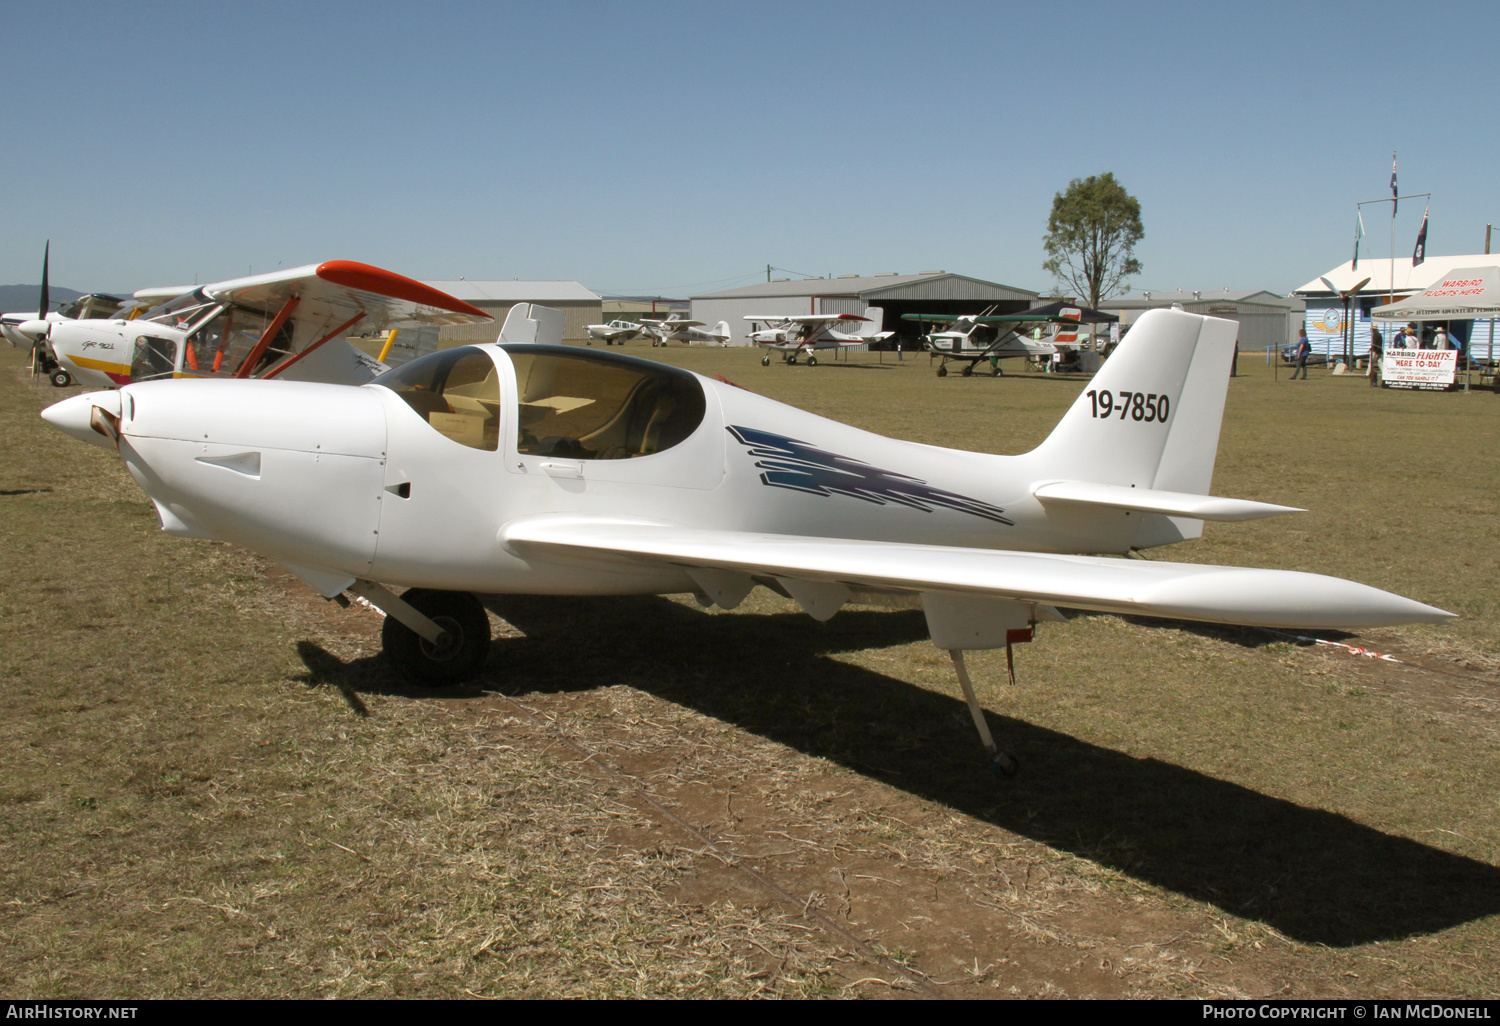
(1032, 480, 1302, 522)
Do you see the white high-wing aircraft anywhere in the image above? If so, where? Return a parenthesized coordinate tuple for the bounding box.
(747, 306, 894, 365)
(906, 306, 1086, 377)
(42, 308, 1450, 775)
(21, 261, 491, 389)
(1, 243, 161, 386)
(639, 317, 732, 346)
(585, 319, 644, 345)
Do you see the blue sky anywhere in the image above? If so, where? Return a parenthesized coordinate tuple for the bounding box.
(3, 0, 1496, 299)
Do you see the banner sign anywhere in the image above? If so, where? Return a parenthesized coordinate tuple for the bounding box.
(1383, 349, 1457, 390)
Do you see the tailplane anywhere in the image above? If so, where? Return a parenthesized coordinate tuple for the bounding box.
(1024, 308, 1290, 544)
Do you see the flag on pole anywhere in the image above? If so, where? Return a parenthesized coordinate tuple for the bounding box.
(1353, 211, 1365, 269)
(1413, 206, 1428, 266)
(1391, 152, 1398, 216)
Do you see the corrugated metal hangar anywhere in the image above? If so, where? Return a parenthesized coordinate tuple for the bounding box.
(423, 281, 603, 343)
(692, 272, 1038, 346)
(1100, 289, 1305, 351)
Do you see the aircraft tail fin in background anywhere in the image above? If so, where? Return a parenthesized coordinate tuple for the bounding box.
(856, 307, 885, 338)
(1028, 307, 1238, 502)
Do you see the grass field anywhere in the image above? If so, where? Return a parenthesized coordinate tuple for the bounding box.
(1, 342, 1497, 998)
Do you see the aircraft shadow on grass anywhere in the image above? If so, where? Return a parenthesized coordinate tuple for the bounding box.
(295, 595, 1500, 947)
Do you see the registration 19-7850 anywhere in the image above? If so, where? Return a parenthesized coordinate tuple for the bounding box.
(1086, 389, 1170, 423)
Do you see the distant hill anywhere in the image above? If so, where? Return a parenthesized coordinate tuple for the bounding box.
(0, 284, 128, 314)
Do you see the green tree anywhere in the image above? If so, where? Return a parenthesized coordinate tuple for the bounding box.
(1042, 173, 1143, 310)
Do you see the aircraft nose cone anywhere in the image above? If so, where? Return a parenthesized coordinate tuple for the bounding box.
(17, 319, 51, 341)
(41, 390, 122, 451)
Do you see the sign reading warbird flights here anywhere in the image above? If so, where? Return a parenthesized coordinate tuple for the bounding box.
(1384, 350, 1458, 390)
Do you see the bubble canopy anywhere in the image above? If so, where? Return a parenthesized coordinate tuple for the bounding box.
(371, 344, 706, 458)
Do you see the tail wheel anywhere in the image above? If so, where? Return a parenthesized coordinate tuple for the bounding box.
(382, 589, 491, 686)
(50, 369, 72, 387)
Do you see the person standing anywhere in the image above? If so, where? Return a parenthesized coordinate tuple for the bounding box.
(1434, 326, 1451, 350)
(1290, 327, 1312, 380)
(1369, 325, 1384, 387)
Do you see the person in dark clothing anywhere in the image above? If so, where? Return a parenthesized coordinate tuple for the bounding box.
(1368, 326, 1384, 387)
(1290, 327, 1312, 380)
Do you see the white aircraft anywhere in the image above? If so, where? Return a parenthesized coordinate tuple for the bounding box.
(585, 319, 644, 345)
(1, 243, 163, 385)
(41, 308, 1450, 776)
(747, 307, 894, 365)
(906, 306, 1088, 377)
(639, 317, 732, 346)
(14, 260, 491, 389)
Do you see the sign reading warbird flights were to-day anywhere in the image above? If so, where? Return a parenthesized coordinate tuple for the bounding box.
(1383, 349, 1458, 390)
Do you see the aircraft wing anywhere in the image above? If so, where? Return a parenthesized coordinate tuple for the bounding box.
(901, 313, 1079, 324)
(502, 517, 1451, 630)
(745, 314, 869, 324)
(203, 261, 491, 330)
(642, 318, 705, 329)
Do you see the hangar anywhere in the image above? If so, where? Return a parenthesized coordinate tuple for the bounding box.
(691, 272, 1038, 346)
(422, 280, 603, 343)
(1100, 289, 1305, 352)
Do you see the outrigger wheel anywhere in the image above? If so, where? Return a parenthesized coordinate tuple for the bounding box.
(382, 588, 491, 686)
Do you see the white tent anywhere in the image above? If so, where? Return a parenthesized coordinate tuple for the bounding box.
(1371, 266, 1500, 320)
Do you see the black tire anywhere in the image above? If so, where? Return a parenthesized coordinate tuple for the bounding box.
(761, 355, 770, 366)
(50, 369, 72, 387)
(961, 363, 973, 377)
(991, 363, 1002, 376)
(807, 355, 818, 366)
(937, 364, 948, 377)
(382, 589, 491, 686)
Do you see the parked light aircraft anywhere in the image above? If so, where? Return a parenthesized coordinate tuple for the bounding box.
(1, 243, 162, 385)
(21, 261, 491, 389)
(41, 308, 1451, 776)
(905, 306, 1092, 377)
(747, 307, 894, 365)
(585, 319, 644, 345)
(639, 317, 731, 346)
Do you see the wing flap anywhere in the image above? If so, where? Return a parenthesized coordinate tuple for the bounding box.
(502, 517, 1451, 629)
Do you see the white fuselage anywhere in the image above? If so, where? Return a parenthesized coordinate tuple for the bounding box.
(70, 344, 1162, 598)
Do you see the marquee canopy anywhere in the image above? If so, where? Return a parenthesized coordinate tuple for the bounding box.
(1371, 266, 1500, 320)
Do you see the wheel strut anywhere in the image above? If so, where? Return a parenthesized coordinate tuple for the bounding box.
(949, 647, 1019, 777)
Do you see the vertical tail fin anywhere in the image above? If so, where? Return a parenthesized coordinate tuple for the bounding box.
(857, 306, 885, 338)
(1029, 308, 1238, 495)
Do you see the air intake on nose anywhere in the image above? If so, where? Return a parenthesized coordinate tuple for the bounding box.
(196, 451, 261, 478)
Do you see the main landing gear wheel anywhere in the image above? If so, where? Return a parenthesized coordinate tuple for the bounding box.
(937, 364, 948, 377)
(991, 364, 1002, 377)
(961, 363, 974, 377)
(787, 355, 797, 364)
(761, 355, 771, 366)
(382, 588, 491, 687)
(50, 369, 72, 387)
(807, 355, 818, 366)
